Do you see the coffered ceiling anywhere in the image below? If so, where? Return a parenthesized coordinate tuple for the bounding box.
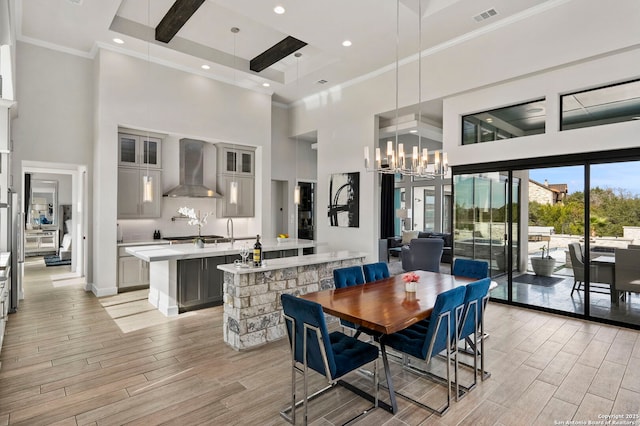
(16, 0, 563, 105)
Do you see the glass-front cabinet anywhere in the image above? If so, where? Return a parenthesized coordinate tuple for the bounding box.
(118, 133, 162, 168)
(220, 144, 254, 175)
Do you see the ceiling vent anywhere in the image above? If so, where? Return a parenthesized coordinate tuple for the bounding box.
(473, 8, 498, 23)
(317, 79, 328, 85)
(66, 0, 84, 5)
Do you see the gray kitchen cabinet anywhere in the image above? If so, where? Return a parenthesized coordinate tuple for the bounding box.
(117, 168, 162, 219)
(216, 175, 254, 218)
(118, 255, 149, 290)
(177, 257, 224, 312)
(118, 133, 162, 168)
(216, 143, 256, 218)
(217, 143, 255, 175)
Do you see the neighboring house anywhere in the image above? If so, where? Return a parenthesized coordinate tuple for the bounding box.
(529, 179, 568, 205)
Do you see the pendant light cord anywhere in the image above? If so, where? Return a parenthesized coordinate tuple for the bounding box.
(417, 0, 422, 168)
(394, 0, 400, 169)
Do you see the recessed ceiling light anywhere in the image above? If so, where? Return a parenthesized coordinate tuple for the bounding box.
(409, 130, 418, 133)
(201, 64, 210, 70)
(274, 5, 285, 14)
(262, 83, 270, 87)
(113, 38, 124, 44)
(342, 40, 352, 47)
(527, 107, 544, 114)
(486, 118, 493, 123)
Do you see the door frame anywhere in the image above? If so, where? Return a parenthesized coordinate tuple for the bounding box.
(21, 161, 88, 281)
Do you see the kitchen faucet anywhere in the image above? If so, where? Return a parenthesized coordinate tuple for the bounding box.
(226, 218, 234, 243)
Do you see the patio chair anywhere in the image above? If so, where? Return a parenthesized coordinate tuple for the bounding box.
(452, 258, 489, 280)
(568, 243, 615, 299)
(614, 248, 640, 299)
(363, 262, 390, 282)
(280, 294, 379, 425)
(380, 286, 465, 416)
(401, 238, 444, 273)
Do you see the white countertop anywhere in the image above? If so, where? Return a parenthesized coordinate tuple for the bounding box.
(125, 238, 315, 262)
(218, 251, 368, 274)
(118, 239, 171, 247)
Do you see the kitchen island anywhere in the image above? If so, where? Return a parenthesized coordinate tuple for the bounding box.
(125, 238, 315, 316)
(218, 251, 368, 350)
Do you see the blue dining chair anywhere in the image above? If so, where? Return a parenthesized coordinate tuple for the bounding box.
(333, 265, 365, 288)
(452, 258, 489, 279)
(363, 262, 390, 282)
(333, 266, 366, 335)
(381, 286, 466, 416)
(457, 278, 492, 394)
(280, 294, 379, 425)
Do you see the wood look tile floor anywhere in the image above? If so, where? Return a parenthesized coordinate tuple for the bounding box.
(1, 259, 640, 425)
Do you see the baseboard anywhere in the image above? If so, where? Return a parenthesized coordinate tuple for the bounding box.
(91, 283, 118, 297)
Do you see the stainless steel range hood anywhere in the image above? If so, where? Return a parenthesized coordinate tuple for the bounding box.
(163, 139, 222, 198)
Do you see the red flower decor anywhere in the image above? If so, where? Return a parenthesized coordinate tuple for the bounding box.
(402, 272, 420, 283)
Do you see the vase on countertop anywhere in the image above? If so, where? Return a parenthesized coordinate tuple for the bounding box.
(194, 238, 205, 248)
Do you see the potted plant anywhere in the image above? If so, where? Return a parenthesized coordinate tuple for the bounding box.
(177, 207, 212, 248)
(531, 242, 556, 276)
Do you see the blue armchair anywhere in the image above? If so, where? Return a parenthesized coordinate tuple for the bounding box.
(401, 238, 444, 273)
(280, 294, 379, 424)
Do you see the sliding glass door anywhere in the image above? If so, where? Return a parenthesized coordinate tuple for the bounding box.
(589, 161, 640, 327)
(453, 172, 515, 287)
(455, 158, 640, 327)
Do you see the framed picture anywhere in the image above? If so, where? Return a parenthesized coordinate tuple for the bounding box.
(328, 172, 359, 227)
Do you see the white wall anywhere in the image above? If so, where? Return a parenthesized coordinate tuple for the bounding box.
(12, 41, 94, 276)
(271, 103, 318, 238)
(93, 49, 272, 296)
(289, 0, 640, 261)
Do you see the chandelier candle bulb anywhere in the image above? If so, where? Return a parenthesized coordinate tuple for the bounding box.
(375, 147, 381, 168)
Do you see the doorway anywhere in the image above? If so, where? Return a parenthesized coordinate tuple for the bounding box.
(297, 181, 315, 240)
(21, 162, 88, 297)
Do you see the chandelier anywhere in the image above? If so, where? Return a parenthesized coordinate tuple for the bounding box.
(364, 0, 448, 180)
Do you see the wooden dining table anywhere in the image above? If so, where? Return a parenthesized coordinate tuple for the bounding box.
(300, 270, 477, 414)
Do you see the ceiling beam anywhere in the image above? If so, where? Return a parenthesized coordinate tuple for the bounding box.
(155, 0, 206, 44)
(250, 36, 307, 72)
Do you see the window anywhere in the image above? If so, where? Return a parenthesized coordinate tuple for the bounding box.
(462, 99, 546, 145)
(561, 79, 640, 131)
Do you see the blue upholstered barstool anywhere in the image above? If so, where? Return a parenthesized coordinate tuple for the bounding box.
(363, 262, 390, 282)
(280, 294, 379, 425)
(452, 258, 489, 279)
(380, 286, 466, 416)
